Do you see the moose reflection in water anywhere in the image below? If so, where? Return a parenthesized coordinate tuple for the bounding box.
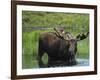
(38, 28, 89, 68)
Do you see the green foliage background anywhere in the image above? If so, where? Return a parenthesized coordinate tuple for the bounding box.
(22, 11, 89, 69)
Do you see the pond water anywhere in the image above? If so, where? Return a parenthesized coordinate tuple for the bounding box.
(76, 58, 89, 66)
(22, 54, 89, 69)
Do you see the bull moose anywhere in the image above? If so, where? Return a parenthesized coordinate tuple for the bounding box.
(38, 28, 89, 67)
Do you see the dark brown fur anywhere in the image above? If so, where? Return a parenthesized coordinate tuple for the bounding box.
(38, 32, 88, 67)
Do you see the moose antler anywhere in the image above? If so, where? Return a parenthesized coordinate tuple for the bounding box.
(54, 27, 65, 38)
(54, 27, 61, 37)
(76, 32, 89, 41)
(65, 32, 75, 40)
(54, 28, 72, 40)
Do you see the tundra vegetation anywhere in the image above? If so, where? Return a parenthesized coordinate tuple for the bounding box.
(22, 11, 89, 69)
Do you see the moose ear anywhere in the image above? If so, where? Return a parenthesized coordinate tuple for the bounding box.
(76, 32, 89, 41)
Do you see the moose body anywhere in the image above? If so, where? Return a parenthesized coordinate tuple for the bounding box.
(38, 30, 89, 68)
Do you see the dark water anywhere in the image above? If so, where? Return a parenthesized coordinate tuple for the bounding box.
(22, 54, 89, 69)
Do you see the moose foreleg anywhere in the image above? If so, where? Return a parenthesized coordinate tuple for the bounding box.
(38, 51, 45, 68)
